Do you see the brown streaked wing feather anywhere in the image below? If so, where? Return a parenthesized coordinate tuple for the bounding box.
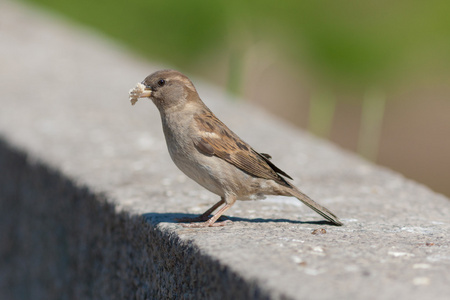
(193, 111, 291, 186)
(257, 152, 293, 180)
(193, 137, 215, 156)
(259, 153, 272, 160)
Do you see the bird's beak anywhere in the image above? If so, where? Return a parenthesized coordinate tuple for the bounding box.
(129, 82, 152, 105)
(140, 84, 152, 98)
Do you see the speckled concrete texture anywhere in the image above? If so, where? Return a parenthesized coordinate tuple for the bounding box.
(0, 140, 274, 300)
(1, 1, 449, 299)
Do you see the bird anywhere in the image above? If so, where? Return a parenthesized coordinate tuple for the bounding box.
(129, 69, 343, 227)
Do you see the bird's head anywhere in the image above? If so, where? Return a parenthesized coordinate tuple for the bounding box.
(130, 69, 199, 113)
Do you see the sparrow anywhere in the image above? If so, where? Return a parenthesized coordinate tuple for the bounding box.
(129, 70, 343, 227)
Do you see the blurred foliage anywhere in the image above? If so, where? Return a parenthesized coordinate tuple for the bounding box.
(253, 0, 450, 90)
(21, 0, 228, 67)
(18, 0, 450, 163)
(21, 0, 450, 93)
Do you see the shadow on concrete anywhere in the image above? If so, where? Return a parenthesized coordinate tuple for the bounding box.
(142, 212, 335, 226)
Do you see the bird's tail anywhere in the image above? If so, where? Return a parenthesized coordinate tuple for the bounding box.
(289, 186, 343, 226)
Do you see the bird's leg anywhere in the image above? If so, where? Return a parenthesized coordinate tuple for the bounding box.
(176, 198, 225, 223)
(182, 195, 236, 228)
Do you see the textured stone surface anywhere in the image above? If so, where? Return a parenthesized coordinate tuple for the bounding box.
(1, 1, 450, 299)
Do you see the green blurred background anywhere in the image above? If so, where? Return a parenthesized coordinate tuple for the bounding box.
(20, 0, 450, 197)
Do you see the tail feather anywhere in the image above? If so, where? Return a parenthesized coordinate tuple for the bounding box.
(289, 187, 343, 226)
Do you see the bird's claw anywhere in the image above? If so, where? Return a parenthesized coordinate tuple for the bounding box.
(181, 219, 232, 228)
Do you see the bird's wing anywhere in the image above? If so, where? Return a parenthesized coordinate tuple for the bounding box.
(193, 111, 292, 186)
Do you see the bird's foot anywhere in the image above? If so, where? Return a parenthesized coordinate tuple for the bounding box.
(181, 219, 232, 228)
(176, 214, 228, 223)
(175, 215, 210, 223)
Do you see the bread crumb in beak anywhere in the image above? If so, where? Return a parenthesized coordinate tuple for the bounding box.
(129, 82, 151, 105)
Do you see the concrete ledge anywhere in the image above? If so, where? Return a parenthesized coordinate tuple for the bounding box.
(1, 1, 450, 299)
(0, 140, 271, 299)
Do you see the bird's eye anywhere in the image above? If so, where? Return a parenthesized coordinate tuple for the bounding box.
(158, 79, 166, 87)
